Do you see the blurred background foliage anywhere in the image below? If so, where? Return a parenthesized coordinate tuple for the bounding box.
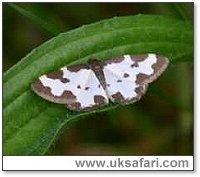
(3, 2, 193, 155)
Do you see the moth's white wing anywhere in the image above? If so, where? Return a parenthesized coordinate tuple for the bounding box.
(103, 54, 169, 103)
(32, 65, 109, 111)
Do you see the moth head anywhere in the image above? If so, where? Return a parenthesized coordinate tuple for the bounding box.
(88, 58, 103, 70)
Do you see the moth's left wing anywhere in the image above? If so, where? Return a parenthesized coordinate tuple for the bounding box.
(32, 65, 109, 111)
(103, 54, 169, 104)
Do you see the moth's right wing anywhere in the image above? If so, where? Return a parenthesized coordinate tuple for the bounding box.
(103, 54, 169, 104)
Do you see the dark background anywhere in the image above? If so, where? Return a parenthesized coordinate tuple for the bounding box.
(3, 3, 193, 155)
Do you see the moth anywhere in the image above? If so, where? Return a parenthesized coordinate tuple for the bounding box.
(32, 54, 169, 111)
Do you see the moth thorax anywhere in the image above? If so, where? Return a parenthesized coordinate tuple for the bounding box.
(89, 58, 103, 71)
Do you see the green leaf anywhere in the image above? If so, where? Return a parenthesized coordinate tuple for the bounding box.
(7, 3, 62, 35)
(3, 14, 193, 155)
(152, 3, 192, 21)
